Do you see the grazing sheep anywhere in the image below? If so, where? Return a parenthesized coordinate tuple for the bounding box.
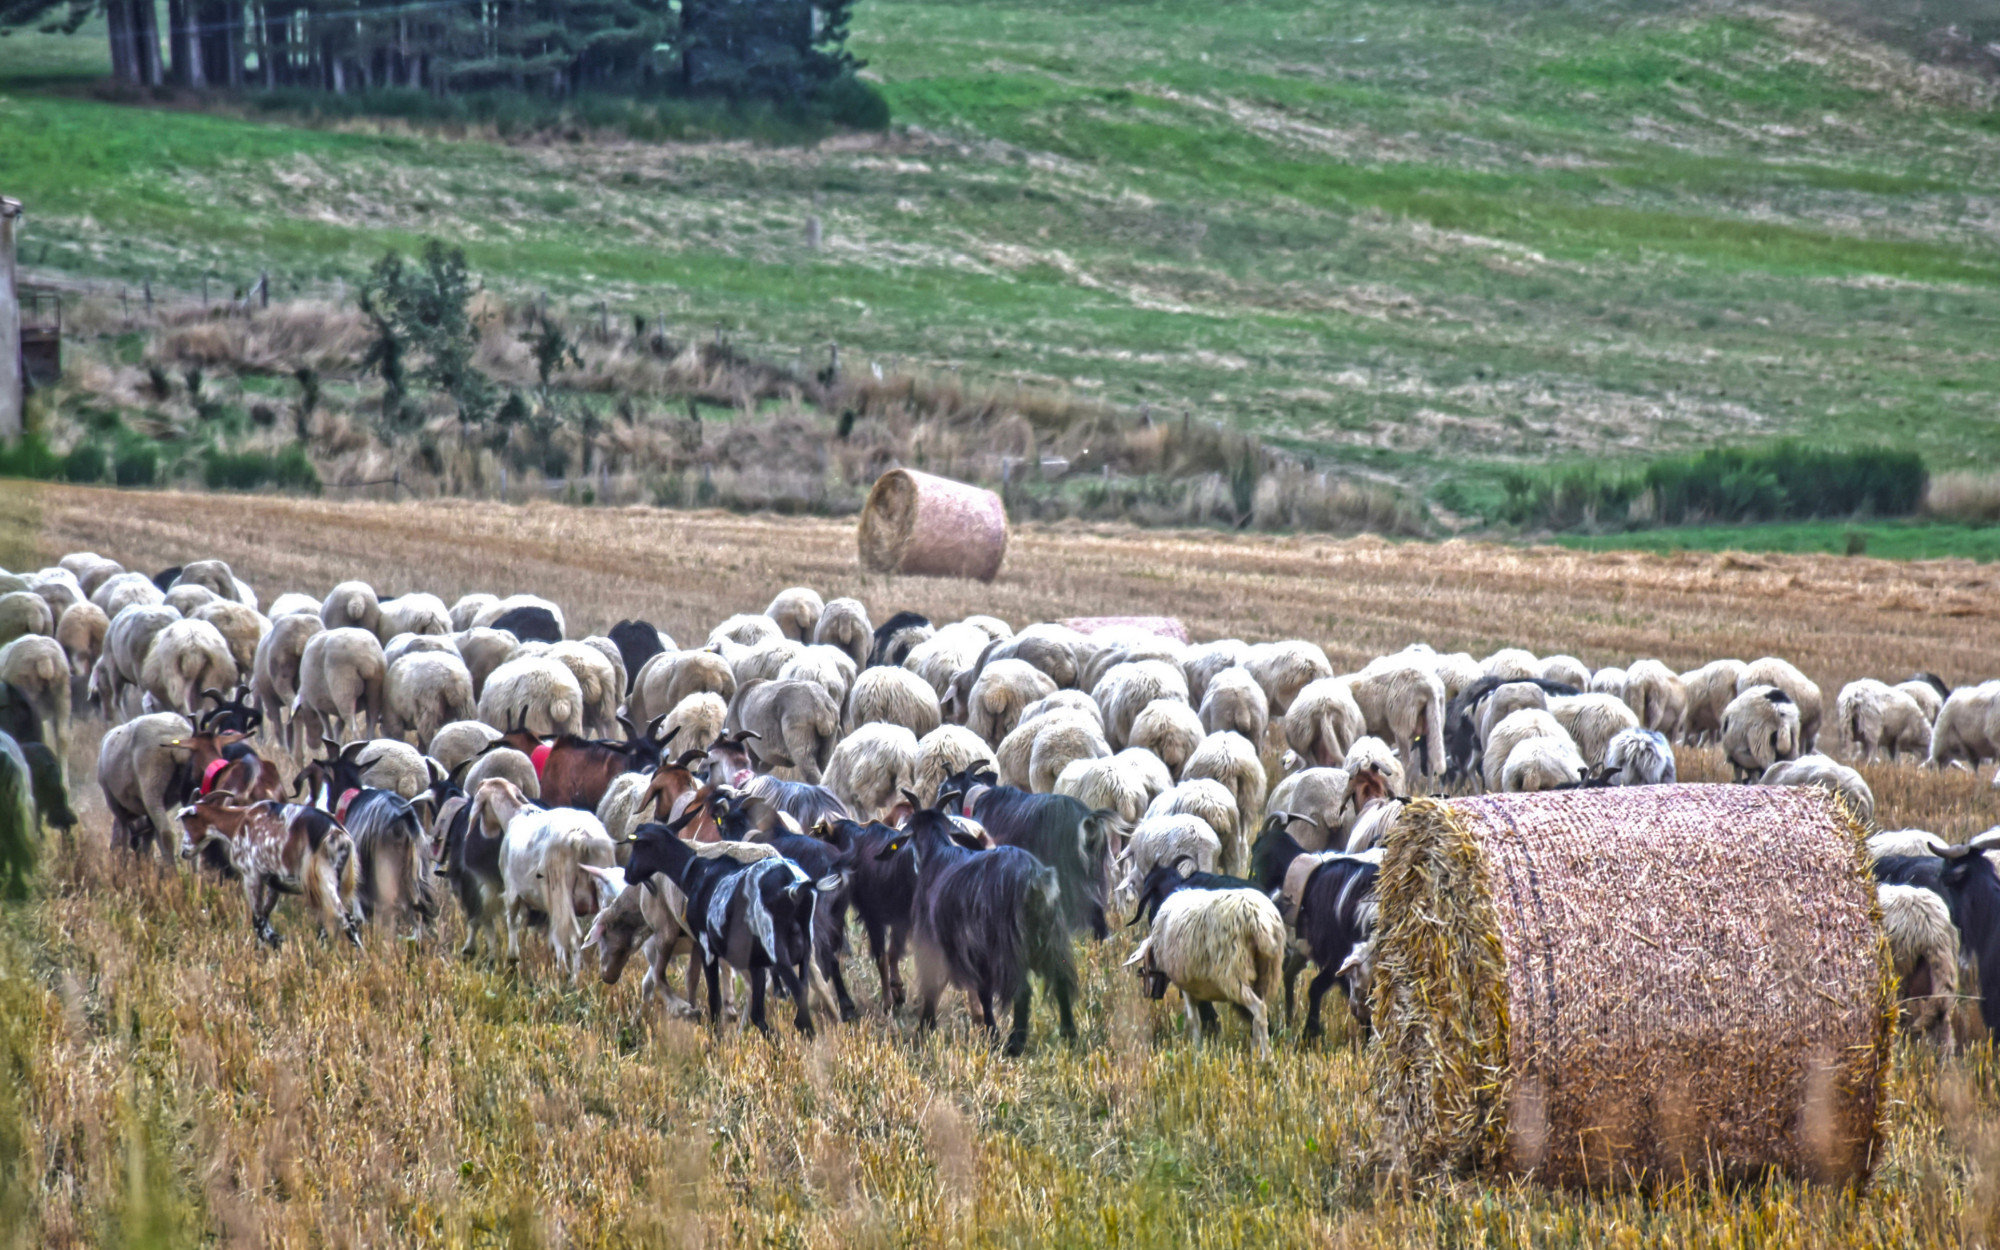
(1093, 660, 1191, 751)
(475, 595, 568, 641)
(1055, 754, 1152, 829)
(384, 633, 459, 667)
(1620, 659, 1687, 740)
(294, 626, 390, 745)
(0, 635, 70, 763)
(965, 658, 1058, 746)
(452, 627, 520, 702)
(26, 568, 83, 624)
(1601, 728, 1676, 786)
(252, 612, 322, 752)
(545, 640, 621, 739)
(1077, 632, 1185, 696)
(139, 618, 237, 717)
(0, 588, 56, 650)
(662, 693, 728, 760)
(812, 597, 873, 670)
(1126, 887, 1285, 1056)
(1199, 667, 1269, 745)
(1537, 654, 1590, 689)
(56, 600, 108, 707)
(95, 711, 196, 858)
(1866, 828, 1945, 862)
(845, 665, 941, 737)
(1760, 754, 1875, 825)
(1475, 681, 1552, 746)
(904, 623, 991, 699)
(320, 580, 383, 637)
(709, 613, 783, 650)
(169, 560, 243, 606)
(824, 722, 920, 820)
(1179, 732, 1264, 875)
(1836, 679, 1933, 763)
(594, 770, 654, 845)
(1739, 657, 1823, 752)
(1878, 882, 1959, 1049)
(1588, 666, 1627, 697)
(375, 593, 451, 644)
(478, 655, 584, 739)
(728, 679, 840, 784)
(995, 709, 1111, 793)
(430, 720, 502, 777)
(913, 724, 997, 807)
(981, 624, 1085, 692)
(163, 583, 219, 616)
(1926, 681, 2000, 771)
(719, 635, 803, 688)
(1113, 747, 1174, 807)
(629, 649, 736, 730)
(350, 739, 431, 801)
(91, 571, 165, 618)
(1266, 767, 1348, 850)
(1116, 813, 1222, 904)
(1680, 659, 1748, 746)
(1482, 709, 1569, 792)
(1480, 648, 1540, 684)
(1341, 736, 1407, 800)
(1896, 677, 1946, 725)
(777, 644, 859, 710)
(1146, 779, 1240, 860)
(448, 593, 499, 632)
(1127, 699, 1204, 776)
(61, 554, 123, 597)
(1502, 734, 1586, 793)
(267, 593, 321, 619)
(463, 746, 541, 802)
(765, 587, 825, 642)
(1181, 640, 1249, 706)
(1241, 640, 1334, 718)
(1283, 677, 1365, 770)
(384, 651, 477, 747)
(1346, 656, 1446, 780)
(1342, 797, 1403, 855)
(1547, 693, 1640, 769)
(1720, 686, 1802, 781)
(192, 599, 269, 680)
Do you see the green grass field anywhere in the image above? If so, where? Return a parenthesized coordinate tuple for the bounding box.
(1551, 518, 2000, 560)
(4, 0, 2000, 512)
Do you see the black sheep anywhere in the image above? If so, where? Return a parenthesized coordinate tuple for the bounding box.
(489, 605, 563, 645)
(608, 620, 667, 694)
(867, 611, 931, 669)
(876, 798, 1078, 1056)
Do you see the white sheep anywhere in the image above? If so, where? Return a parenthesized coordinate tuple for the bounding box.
(845, 664, 941, 737)
(0, 635, 70, 762)
(320, 580, 383, 637)
(1241, 639, 1334, 718)
(777, 644, 859, 710)
(1199, 667, 1270, 746)
(1476, 681, 1551, 746)
(454, 627, 521, 702)
(1181, 639, 1249, 706)
(1878, 883, 1959, 1049)
(1282, 676, 1365, 770)
(595, 770, 654, 845)
(965, 658, 1058, 746)
(1738, 657, 1823, 752)
(1546, 693, 1640, 769)
(139, 618, 237, 717)
(102, 604, 181, 722)
(1341, 798, 1403, 855)
(1180, 732, 1265, 875)
(765, 587, 825, 642)
(982, 623, 1085, 692)
(191, 599, 269, 681)
(1720, 685, 1802, 780)
(1055, 754, 1152, 828)
(478, 655, 585, 738)
(169, 559, 244, 606)
(384, 633, 460, 667)
(1759, 754, 1875, 825)
(429, 720, 502, 777)
(384, 651, 477, 747)
(56, 601, 109, 697)
(1502, 734, 1586, 793)
(903, 623, 991, 699)
(1113, 747, 1175, 808)
(1835, 679, 1933, 763)
(267, 592, 322, 619)
(1620, 659, 1687, 740)
(448, 593, 499, 632)
(1896, 678, 1946, 725)
(811, 597, 873, 670)
(375, 592, 452, 643)
(1601, 728, 1675, 786)
(1482, 708, 1569, 792)
(1126, 888, 1286, 1056)
(1680, 659, 1748, 746)
(1093, 659, 1191, 751)
(1536, 654, 1591, 689)
(1077, 631, 1185, 695)
(1341, 736, 1407, 799)
(355, 739, 430, 800)
(295, 626, 388, 745)
(0, 591, 53, 647)
(162, 583, 219, 617)
(1126, 699, 1204, 776)
(1479, 648, 1540, 683)
(1116, 813, 1222, 905)
(997, 709, 1111, 793)
(913, 724, 998, 807)
(91, 571, 165, 618)
(628, 649, 735, 729)
(1926, 681, 2000, 771)
(546, 640, 621, 738)
(253, 611, 323, 751)
(1420, 648, 1483, 703)
(26, 568, 82, 624)
(1588, 666, 1627, 696)
(823, 722, 920, 820)
(1345, 656, 1446, 780)
(716, 635, 803, 688)
(1266, 767, 1348, 850)
(463, 747, 540, 802)
(60, 553, 123, 597)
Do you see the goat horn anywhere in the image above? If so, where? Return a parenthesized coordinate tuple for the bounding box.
(735, 730, 762, 743)
(617, 713, 637, 740)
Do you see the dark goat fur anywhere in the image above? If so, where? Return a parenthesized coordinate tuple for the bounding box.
(817, 817, 916, 1010)
(1126, 859, 1258, 929)
(608, 620, 667, 694)
(488, 605, 562, 644)
(19, 741, 76, 833)
(538, 716, 674, 811)
(948, 767, 1112, 939)
(867, 611, 931, 669)
(1443, 676, 1580, 784)
(711, 792, 860, 1020)
(344, 789, 439, 934)
(1879, 847, 2000, 1035)
(878, 803, 1078, 1056)
(1292, 856, 1380, 1037)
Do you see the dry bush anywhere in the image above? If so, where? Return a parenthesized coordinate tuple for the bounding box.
(1926, 470, 2000, 523)
(151, 301, 370, 374)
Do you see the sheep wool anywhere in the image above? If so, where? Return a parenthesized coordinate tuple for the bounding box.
(1127, 887, 1286, 1056)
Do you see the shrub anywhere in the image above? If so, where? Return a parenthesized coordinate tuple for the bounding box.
(200, 446, 321, 494)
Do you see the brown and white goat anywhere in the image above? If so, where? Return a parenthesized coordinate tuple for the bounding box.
(176, 791, 362, 948)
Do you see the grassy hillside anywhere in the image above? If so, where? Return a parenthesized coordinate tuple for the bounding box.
(2, 0, 1999, 506)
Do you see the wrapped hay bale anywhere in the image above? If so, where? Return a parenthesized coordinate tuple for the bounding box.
(1372, 785, 1894, 1187)
(1060, 615, 1190, 644)
(857, 469, 1008, 582)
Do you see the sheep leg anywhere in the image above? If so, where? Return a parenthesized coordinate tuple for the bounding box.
(1003, 986, 1032, 1057)
(1243, 993, 1270, 1058)
(1303, 965, 1339, 1040)
(1181, 995, 1202, 1045)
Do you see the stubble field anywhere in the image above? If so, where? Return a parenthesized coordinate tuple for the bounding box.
(1, 481, 1997, 1246)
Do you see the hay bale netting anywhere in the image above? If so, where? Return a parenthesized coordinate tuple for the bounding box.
(857, 469, 1007, 582)
(1060, 616, 1190, 645)
(1372, 785, 1894, 1187)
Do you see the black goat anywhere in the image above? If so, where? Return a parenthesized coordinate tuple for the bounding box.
(19, 739, 76, 834)
(743, 774, 850, 831)
(946, 765, 1113, 939)
(150, 566, 182, 594)
(1880, 841, 2000, 1036)
(625, 816, 832, 1037)
(1909, 671, 1952, 699)
(817, 817, 916, 1010)
(709, 791, 860, 1021)
(1291, 855, 1380, 1038)
(344, 789, 439, 937)
(867, 611, 931, 669)
(197, 686, 263, 737)
(0, 681, 39, 748)
(608, 620, 667, 694)
(876, 796, 1078, 1056)
(489, 605, 563, 644)
(1443, 676, 1580, 785)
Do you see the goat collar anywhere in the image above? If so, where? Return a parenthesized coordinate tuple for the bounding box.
(530, 741, 554, 778)
(334, 788, 360, 823)
(200, 757, 231, 795)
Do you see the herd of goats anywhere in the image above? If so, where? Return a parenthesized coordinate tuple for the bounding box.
(0, 552, 1995, 1055)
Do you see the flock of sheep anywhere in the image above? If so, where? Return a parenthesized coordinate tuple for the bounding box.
(0, 549, 1995, 1055)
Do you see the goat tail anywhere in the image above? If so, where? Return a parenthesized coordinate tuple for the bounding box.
(1019, 864, 1078, 996)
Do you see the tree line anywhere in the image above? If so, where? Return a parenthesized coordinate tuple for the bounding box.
(0, 0, 862, 100)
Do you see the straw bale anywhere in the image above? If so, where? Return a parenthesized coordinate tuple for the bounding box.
(857, 469, 1007, 582)
(1371, 785, 1894, 1187)
(1060, 615, 1190, 644)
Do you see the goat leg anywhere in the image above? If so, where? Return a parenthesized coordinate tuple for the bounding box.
(1303, 965, 1339, 1041)
(747, 966, 771, 1036)
(773, 961, 813, 1038)
(703, 956, 724, 1027)
(1003, 986, 1031, 1057)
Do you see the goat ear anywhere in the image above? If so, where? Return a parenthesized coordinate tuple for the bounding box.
(813, 873, 843, 892)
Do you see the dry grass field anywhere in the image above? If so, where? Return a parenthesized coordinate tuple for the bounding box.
(2, 481, 1998, 1246)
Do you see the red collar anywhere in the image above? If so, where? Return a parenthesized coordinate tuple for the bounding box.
(201, 757, 230, 794)
(530, 741, 554, 777)
(334, 788, 360, 822)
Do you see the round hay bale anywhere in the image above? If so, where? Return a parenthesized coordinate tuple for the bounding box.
(857, 469, 1007, 582)
(1060, 616, 1190, 644)
(1371, 785, 1894, 1187)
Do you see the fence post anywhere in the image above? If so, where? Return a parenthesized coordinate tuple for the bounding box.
(259, 271, 269, 309)
(0, 197, 21, 442)
(144, 278, 153, 316)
